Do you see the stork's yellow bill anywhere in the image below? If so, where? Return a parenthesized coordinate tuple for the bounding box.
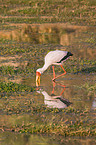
(36, 72, 41, 87)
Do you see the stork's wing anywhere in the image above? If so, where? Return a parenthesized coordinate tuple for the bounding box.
(45, 50, 67, 64)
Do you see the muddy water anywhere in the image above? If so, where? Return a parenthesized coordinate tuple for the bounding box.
(22, 73, 96, 110)
(0, 23, 87, 44)
(0, 131, 96, 145)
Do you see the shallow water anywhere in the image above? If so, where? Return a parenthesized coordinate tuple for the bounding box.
(0, 131, 96, 145)
(22, 73, 96, 110)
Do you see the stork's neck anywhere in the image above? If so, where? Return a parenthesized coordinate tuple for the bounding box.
(37, 63, 49, 74)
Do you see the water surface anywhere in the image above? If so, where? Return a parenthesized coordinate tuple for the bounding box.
(0, 131, 96, 145)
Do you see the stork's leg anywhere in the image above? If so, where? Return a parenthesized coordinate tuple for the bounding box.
(52, 66, 56, 94)
(52, 65, 66, 95)
(52, 66, 55, 81)
(52, 65, 66, 81)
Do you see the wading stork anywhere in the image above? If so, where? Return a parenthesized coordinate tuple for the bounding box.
(36, 50, 73, 87)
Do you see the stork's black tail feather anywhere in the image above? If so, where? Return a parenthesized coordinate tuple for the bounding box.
(57, 51, 73, 63)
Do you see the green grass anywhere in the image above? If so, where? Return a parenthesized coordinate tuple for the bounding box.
(0, 0, 96, 25)
(0, 58, 96, 77)
(0, 81, 34, 96)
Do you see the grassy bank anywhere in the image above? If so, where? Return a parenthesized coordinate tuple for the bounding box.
(0, 0, 96, 25)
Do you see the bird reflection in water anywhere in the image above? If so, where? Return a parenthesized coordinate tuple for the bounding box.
(37, 89, 72, 109)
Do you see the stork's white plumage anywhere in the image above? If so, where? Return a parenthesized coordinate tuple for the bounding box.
(36, 50, 73, 87)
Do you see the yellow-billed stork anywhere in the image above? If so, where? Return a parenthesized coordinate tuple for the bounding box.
(36, 50, 73, 87)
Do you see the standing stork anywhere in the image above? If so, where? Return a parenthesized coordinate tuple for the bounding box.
(36, 50, 73, 87)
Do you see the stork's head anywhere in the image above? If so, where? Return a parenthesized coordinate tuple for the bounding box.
(36, 69, 41, 87)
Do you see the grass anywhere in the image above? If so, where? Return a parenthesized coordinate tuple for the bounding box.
(1, 106, 96, 137)
(0, 81, 34, 94)
(0, 58, 96, 77)
(0, 0, 96, 25)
